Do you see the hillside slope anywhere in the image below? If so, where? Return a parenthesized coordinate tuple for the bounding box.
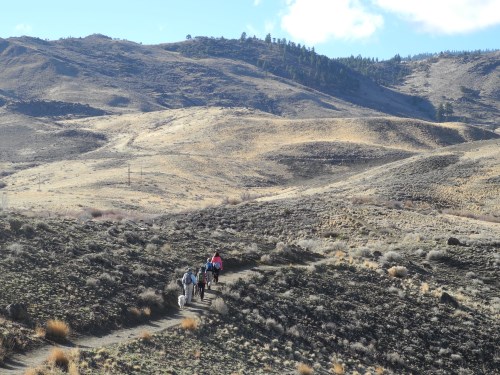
(0, 107, 497, 214)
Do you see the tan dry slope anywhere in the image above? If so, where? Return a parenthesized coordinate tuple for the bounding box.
(1, 107, 497, 214)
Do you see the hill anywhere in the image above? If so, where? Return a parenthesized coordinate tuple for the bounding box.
(0, 107, 497, 214)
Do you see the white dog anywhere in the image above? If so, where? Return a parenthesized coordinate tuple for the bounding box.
(178, 295, 187, 309)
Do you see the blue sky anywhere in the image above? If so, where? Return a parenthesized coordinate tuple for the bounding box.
(1, 0, 499, 60)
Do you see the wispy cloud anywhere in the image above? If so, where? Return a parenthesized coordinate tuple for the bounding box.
(253, 0, 262, 5)
(281, 0, 383, 44)
(15, 23, 33, 34)
(374, 0, 500, 34)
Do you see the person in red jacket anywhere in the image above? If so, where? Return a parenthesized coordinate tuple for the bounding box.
(211, 252, 223, 283)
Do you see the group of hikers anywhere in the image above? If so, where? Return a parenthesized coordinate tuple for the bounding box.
(181, 252, 223, 305)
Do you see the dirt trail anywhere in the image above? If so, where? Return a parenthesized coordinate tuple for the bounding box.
(1, 263, 288, 374)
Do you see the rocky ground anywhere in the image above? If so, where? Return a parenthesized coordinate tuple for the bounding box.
(0, 179, 498, 373)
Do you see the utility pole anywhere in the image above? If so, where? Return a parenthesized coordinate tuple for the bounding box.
(127, 164, 131, 186)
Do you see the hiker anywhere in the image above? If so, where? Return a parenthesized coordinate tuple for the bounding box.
(197, 266, 207, 300)
(211, 252, 223, 283)
(205, 257, 214, 289)
(182, 268, 195, 304)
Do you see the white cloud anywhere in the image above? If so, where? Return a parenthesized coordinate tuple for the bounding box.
(374, 0, 500, 34)
(281, 0, 383, 44)
(253, 0, 262, 5)
(15, 23, 33, 34)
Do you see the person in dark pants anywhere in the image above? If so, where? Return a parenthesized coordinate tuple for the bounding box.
(196, 266, 206, 300)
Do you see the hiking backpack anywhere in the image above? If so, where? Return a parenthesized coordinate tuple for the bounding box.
(214, 262, 221, 270)
(197, 272, 204, 283)
(184, 273, 192, 285)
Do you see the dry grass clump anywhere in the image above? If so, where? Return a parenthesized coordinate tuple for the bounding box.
(181, 317, 198, 331)
(331, 362, 344, 374)
(47, 348, 69, 369)
(387, 266, 408, 278)
(297, 362, 314, 374)
(46, 319, 70, 341)
(140, 330, 153, 341)
(420, 282, 430, 294)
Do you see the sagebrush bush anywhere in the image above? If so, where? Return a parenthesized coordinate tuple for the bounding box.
(139, 289, 164, 308)
(388, 266, 408, 278)
(381, 251, 402, 263)
(426, 250, 447, 261)
(8, 218, 23, 233)
(212, 297, 228, 315)
(46, 319, 70, 341)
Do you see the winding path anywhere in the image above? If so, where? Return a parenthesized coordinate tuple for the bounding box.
(1, 264, 275, 374)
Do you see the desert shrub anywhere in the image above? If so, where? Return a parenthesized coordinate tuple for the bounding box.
(297, 363, 314, 374)
(8, 218, 23, 233)
(85, 277, 99, 287)
(123, 231, 141, 244)
(265, 318, 284, 334)
(426, 250, 447, 261)
(133, 268, 149, 277)
(287, 325, 301, 337)
(181, 317, 198, 330)
(98, 272, 117, 286)
(21, 223, 36, 238)
(35, 221, 50, 231)
(145, 243, 157, 254)
(260, 254, 272, 264)
(332, 362, 344, 374)
(7, 243, 24, 255)
(212, 297, 228, 315)
(139, 289, 164, 308)
(47, 348, 69, 369)
(381, 251, 402, 263)
(46, 320, 70, 342)
(0, 181, 6, 189)
(386, 352, 404, 364)
(275, 242, 286, 252)
(140, 330, 153, 341)
(353, 247, 371, 258)
(414, 248, 426, 257)
(388, 266, 408, 278)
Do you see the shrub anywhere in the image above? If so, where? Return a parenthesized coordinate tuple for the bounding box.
(265, 318, 284, 334)
(212, 298, 228, 315)
(8, 218, 23, 233)
(21, 224, 36, 238)
(297, 363, 314, 374)
(181, 317, 198, 331)
(140, 331, 153, 341)
(124, 231, 141, 244)
(46, 319, 70, 341)
(388, 266, 408, 278)
(381, 251, 402, 263)
(426, 250, 447, 261)
(47, 348, 69, 369)
(139, 289, 164, 308)
(332, 362, 344, 374)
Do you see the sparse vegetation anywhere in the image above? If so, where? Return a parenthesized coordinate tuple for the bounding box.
(45, 320, 70, 342)
(180, 318, 198, 331)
